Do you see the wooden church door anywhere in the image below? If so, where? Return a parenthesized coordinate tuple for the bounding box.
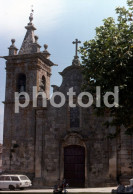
(64, 145, 85, 187)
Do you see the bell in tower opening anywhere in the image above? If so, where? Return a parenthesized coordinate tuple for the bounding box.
(17, 73, 26, 92)
(39, 75, 46, 92)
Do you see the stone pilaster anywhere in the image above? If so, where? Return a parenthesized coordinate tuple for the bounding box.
(34, 109, 45, 186)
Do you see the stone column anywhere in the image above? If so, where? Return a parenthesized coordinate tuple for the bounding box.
(109, 137, 117, 181)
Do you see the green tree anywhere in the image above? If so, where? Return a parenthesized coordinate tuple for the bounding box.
(80, 0, 133, 136)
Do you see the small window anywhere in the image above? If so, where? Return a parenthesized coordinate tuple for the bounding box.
(70, 106, 80, 128)
(5, 176, 11, 181)
(11, 176, 19, 181)
(17, 73, 26, 93)
(20, 176, 29, 180)
(0, 176, 5, 181)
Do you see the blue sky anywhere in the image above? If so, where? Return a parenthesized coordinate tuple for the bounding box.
(0, 0, 127, 142)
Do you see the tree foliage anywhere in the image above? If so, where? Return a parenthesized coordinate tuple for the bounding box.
(80, 0, 133, 136)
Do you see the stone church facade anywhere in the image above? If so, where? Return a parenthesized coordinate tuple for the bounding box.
(2, 13, 133, 187)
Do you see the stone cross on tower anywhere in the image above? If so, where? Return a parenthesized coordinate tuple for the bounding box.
(72, 38, 81, 57)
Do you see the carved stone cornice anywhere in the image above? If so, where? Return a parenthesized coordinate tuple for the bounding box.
(2, 52, 56, 67)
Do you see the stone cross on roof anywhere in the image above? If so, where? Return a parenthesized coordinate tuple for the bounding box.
(72, 38, 81, 57)
(72, 38, 81, 66)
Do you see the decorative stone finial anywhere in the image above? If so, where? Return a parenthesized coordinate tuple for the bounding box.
(29, 12, 33, 23)
(34, 35, 38, 43)
(44, 44, 48, 50)
(29, 6, 34, 23)
(43, 44, 50, 59)
(11, 39, 15, 45)
(8, 39, 18, 56)
(32, 35, 41, 52)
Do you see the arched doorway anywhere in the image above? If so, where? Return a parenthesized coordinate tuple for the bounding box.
(64, 145, 85, 187)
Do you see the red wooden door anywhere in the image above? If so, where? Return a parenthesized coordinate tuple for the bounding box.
(64, 145, 85, 187)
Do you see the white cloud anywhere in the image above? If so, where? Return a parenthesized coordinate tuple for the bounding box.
(0, 0, 66, 37)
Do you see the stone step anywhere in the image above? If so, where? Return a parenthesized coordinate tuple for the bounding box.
(32, 178, 45, 187)
(105, 178, 117, 187)
(120, 176, 132, 185)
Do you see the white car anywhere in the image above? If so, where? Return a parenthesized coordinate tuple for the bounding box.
(0, 174, 32, 190)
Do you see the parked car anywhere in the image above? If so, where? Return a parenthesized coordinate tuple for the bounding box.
(0, 174, 32, 190)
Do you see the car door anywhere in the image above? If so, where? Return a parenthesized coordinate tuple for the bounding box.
(4, 176, 11, 189)
(10, 176, 20, 188)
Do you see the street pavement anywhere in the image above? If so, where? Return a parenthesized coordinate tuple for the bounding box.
(0, 187, 117, 193)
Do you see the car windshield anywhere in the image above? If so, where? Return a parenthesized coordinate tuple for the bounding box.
(20, 175, 29, 180)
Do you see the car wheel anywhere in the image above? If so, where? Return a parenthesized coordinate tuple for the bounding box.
(9, 185, 15, 190)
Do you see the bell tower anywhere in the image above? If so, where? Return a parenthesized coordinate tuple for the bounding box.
(2, 12, 56, 177)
